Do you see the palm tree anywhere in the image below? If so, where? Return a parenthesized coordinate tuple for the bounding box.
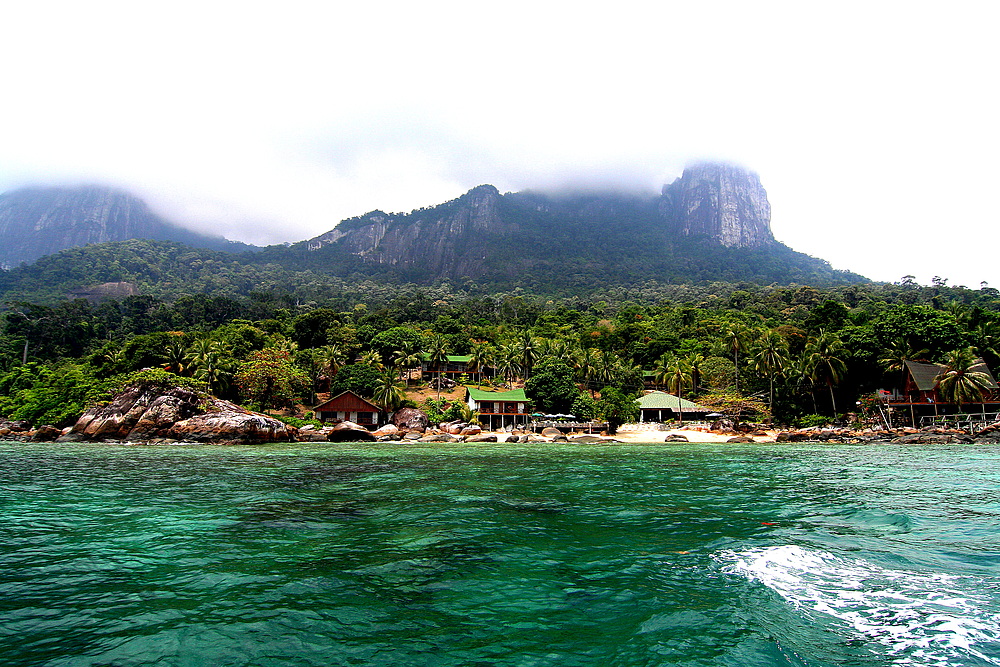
(185, 338, 217, 372)
(787, 352, 819, 414)
(391, 344, 421, 387)
(373, 371, 406, 412)
(517, 331, 538, 378)
(935, 347, 994, 410)
(685, 353, 706, 395)
(652, 352, 673, 391)
(878, 338, 929, 391)
(666, 358, 691, 422)
(574, 346, 599, 396)
(467, 342, 492, 388)
(426, 335, 450, 400)
(194, 351, 232, 395)
(754, 331, 789, 413)
(806, 330, 848, 416)
(722, 327, 746, 393)
(496, 343, 521, 387)
(360, 350, 383, 370)
(320, 344, 348, 384)
(971, 322, 1000, 365)
(163, 338, 188, 376)
(549, 339, 574, 365)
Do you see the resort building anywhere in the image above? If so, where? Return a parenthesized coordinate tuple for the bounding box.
(465, 387, 530, 430)
(421, 355, 491, 383)
(312, 391, 385, 428)
(883, 359, 1000, 426)
(637, 391, 712, 423)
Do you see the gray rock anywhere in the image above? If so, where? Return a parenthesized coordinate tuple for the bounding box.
(63, 383, 294, 445)
(327, 421, 376, 442)
(392, 408, 429, 432)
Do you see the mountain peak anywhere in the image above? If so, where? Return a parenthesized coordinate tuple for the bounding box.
(663, 162, 773, 248)
(0, 185, 252, 268)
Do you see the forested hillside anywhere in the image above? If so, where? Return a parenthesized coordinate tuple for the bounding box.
(2, 273, 996, 430)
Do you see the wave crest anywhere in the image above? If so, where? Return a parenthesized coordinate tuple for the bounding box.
(717, 545, 1000, 665)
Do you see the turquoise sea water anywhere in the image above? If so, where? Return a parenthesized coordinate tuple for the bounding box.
(2, 441, 1000, 666)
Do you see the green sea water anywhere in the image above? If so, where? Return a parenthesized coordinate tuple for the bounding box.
(2, 441, 1000, 666)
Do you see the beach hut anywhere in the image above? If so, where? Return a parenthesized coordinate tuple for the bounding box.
(637, 391, 711, 423)
(312, 391, 385, 428)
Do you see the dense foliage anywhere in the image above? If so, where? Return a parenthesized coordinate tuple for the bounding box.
(2, 267, 998, 430)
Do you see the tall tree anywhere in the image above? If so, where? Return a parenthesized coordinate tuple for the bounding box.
(467, 342, 492, 388)
(518, 331, 538, 379)
(754, 331, 789, 414)
(426, 335, 450, 400)
(878, 338, 929, 391)
(722, 327, 746, 393)
(935, 347, 993, 410)
(806, 330, 848, 416)
(666, 357, 690, 422)
(373, 371, 406, 411)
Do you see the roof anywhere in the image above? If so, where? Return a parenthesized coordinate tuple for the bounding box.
(905, 359, 999, 391)
(466, 387, 528, 402)
(637, 391, 711, 412)
(421, 354, 472, 363)
(313, 391, 381, 412)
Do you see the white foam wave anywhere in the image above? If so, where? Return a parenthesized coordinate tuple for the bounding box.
(718, 545, 1000, 665)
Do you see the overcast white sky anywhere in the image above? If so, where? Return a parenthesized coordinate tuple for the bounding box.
(1, 1, 997, 287)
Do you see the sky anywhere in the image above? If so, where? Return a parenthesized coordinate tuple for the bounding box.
(1, 1, 997, 287)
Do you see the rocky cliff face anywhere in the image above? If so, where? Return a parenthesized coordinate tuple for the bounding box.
(0, 186, 251, 269)
(306, 184, 512, 277)
(661, 163, 773, 248)
(308, 163, 776, 281)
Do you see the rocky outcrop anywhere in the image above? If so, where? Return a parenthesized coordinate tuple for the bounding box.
(0, 185, 253, 269)
(305, 185, 509, 279)
(58, 383, 294, 445)
(661, 163, 773, 248)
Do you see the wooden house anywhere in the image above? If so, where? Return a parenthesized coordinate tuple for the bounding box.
(637, 391, 712, 423)
(465, 387, 530, 430)
(884, 359, 1000, 424)
(422, 354, 491, 383)
(312, 391, 385, 428)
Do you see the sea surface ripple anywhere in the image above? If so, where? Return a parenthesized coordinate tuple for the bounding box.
(1, 441, 999, 666)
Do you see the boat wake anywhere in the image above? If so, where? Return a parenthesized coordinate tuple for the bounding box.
(717, 545, 1000, 666)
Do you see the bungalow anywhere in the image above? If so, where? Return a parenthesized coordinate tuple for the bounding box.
(421, 354, 491, 383)
(885, 359, 1000, 424)
(637, 391, 712, 423)
(312, 391, 385, 429)
(465, 387, 530, 430)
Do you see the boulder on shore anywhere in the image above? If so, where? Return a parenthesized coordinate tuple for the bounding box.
(57, 382, 294, 445)
(371, 424, 399, 438)
(392, 408, 428, 432)
(327, 421, 377, 442)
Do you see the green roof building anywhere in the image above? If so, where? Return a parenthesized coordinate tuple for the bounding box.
(465, 387, 530, 430)
(637, 391, 712, 423)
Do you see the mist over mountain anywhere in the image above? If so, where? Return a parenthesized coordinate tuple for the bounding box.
(273, 162, 858, 287)
(0, 186, 256, 269)
(0, 163, 865, 298)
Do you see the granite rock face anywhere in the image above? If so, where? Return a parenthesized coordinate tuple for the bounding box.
(661, 163, 774, 248)
(0, 186, 251, 269)
(306, 162, 777, 281)
(59, 383, 295, 445)
(307, 185, 508, 278)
